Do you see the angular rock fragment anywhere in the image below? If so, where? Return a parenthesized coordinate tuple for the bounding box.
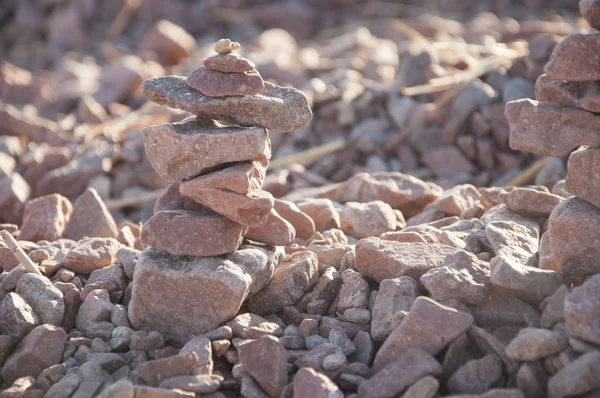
(64, 237, 121, 274)
(505, 328, 569, 361)
(536, 74, 600, 113)
(339, 200, 396, 239)
(180, 161, 266, 195)
(246, 209, 296, 246)
(228, 312, 284, 339)
(141, 76, 312, 132)
(0, 292, 39, 339)
(565, 146, 600, 209)
(296, 198, 341, 232)
(447, 354, 503, 395)
(370, 276, 419, 342)
(581, 0, 600, 29)
(500, 187, 563, 218)
(273, 199, 316, 239)
(293, 368, 342, 398)
(63, 188, 118, 241)
(564, 274, 600, 346)
(237, 336, 288, 398)
(187, 66, 264, 97)
(204, 52, 256, 73)
(16, 273, 64, 326)
(547, 352, 600, 398)
(544, 34, 600, 81)
(19, 193, 72, 242)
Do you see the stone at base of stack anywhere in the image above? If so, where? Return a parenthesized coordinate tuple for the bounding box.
(506, 2, 600, 277)
(128, 39, 312, 339)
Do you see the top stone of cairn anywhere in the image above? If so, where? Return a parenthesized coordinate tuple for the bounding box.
(214, 38, 241, 54)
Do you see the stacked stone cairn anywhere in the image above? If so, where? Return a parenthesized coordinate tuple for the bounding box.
(128, 39, 312, 343)
(506, 1, 600, 278)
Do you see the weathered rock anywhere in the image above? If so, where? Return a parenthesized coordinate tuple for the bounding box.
(401, 376, 440, 398)
(421, 250, 491, 306)
(505, 328, 569, 361)
(141, 210, 247, 257)
(516, 361, 548, 398)
(142, 77, 312, 132)
(187, 66, 264, 97)
(471, 288, 541, 330)
(544, 34, 600, 81)
(128, 245, 278, 344)
(422, 147, 476, 179)
(248, 250, 317, 315)
(214, 38, 240, 54)
(19, 194, 72, 242)
(536, 74, 600, 113)
(490, 256, 563, 305)
(228, 313, 284, 339)
(144, 117, 270, 183)
(296, 266, 342, 315)
(355, 238, 457, 282)
(358, 348, 442, 397)
(564, 274, 600, 346)
(293, 367, 342, 398)
(64, 237, 121, 274)
(180, 336, 213, 375)
(547, 352, 600, 398)
(500, 188, 563, 218)
(0, 292, 39, 339)
(373, 297, 473, 372)
(238, 336, 288, 398)
(296, 199, 341, 232)
(541, 285, 568, 329)
(137, 352, 198, 386)
(273, 199, 316, 239)
(181, 161, 266, 195)
(16, 273, 64, 326)
(159, 374, 223, 394)
(181, 186, 274, 227)
(581, 0, 600, 29)
(434, 184, 481, 217)
(370, 277, 419, 342)
(204, 52, 256, 73)
(63, 188, 118, 241)
(246, 208, 296, 246)
(2, 324, 67, 384)
(566, 146, 600, 209)
(140, 20, 196, 66)
(76, 289, 113, 340)
(447, 354, 503, 395)
(0, 169, 29, 225)
(339, 201, 396, 239)
(548, 197, 600, 276)
(506, 99, 600, 158)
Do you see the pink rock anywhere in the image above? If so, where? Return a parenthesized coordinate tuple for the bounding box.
(581, 0, 600, 30)
(181, 186, 274, 227)
(2, 324, 67, 384)
(246, 209, 296, 246)
(370, 277, 419, 342)
(19, 194, 72, 242)
(228, 313, 284, 339)
(500, 188, 563, 218)
(237, 336, 288, 398)
(64, 238, 121, 274)
(506, 99, 600, 157)
(0, 292, 39, 339)
(536, 74, 600, 113)
(296, 199, 340, 232)
(273, 199, 316, 239)
(137, 352, 198, 386)
(564, 274, 600, 346)
(422, 147, 475, 179)
(293, 368, 343, 398)
(186, 66, 264, 97)
(140, 20, 196, 66)
(204, 52, 256, 73)
(339, 201, 396, 239)
(566, 146, 600, 209)
(143, 117, 270, 183)
(141, 210, 247, 257)
(434, 184, 481, 216)
(355, 237, 457, 282)
(154, 183, 205, 213)
(544, 34, 600, 81)
(63, 188, 118, 241)
(0, 169, 30, 225)
(180, 161, 266, 195)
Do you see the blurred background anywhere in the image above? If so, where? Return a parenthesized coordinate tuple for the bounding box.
(0, 0, 590, 226)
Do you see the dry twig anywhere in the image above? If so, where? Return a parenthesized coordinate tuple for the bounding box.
(0, 230, 42, 275)
(270, 138, 347, 170)
(107, 0, 144, 40)
(503, 157, 554, 187)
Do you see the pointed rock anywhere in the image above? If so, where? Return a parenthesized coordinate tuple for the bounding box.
(63, 188, 118, 241)
(19, 194, 72, 242)
(246, 208, 296, 246)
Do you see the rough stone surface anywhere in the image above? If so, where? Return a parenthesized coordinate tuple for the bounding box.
(16, 273, 64, 326)
(228, 312, 284, 339)
(564, 274, 600, 346)
(141, 210, 247, 257)
(246, 209, 296, 246)
(566, 146, 600, 209)
(19, 194, 72, 242)
(144, 117, 270, 183)
(64, 237, 121, 274)
(63, 188, 118, 241)
(536, 74, 600, 113)
(505, 328, 569, 361)
(187, 66, 264, 97)
(355, 238, 457, 282)
(128, 245, 278, 344)
(136, 352, 198, 386)
(434, 184, 481, 217)
(0, 292, 39, 339)
(544, 33, 600, 81)
(581, 0, 600, 29)
(293, 367, 343, 398)
(501, 187, 563, 218)
(370, 276, 418, 342)
(142, 76, 312, 133)
(339, 200, 396, 239)
(180, 161, 266, 195)
(273, 199, 316, 239)
(447, 354, 503, 395)
(237, 336, 288, 398)
(547, 352, 600, 398)
(296, 198, 341, 232)
(373, 297, 474, 372)
(204, 52, 255, 73)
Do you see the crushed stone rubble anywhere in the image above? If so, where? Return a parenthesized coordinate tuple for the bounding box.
(0, 0, 599, 397)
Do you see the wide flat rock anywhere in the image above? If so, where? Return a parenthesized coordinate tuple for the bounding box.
(141, 76, 312, 132)
(505, 99, 600, 157)
(128, 244, 281, 344)
(544, 34, 600, 81)
(180, 161, 267, 195)
(536, 74, 600, 114)
(141, 210, 247, 257)
(187, 66, 264, 97)
(204, 52, 256, 73)
(143, 116, 270, 183)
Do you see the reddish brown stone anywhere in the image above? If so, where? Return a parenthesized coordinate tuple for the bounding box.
(142, 210, 247, 257)
(237, 336, 288, 398)
(19, 194, 72, 242)
(204, 52, 255, 73)
(64, 237, 121, 274)
(0, 293, 39, 339)
(143, 117, 270, 183)
(140, 20, 196, 66)
(544, 34, 600, 81)
(293, 368, 343, 398)
(187, 66, 264, 97)
(181, 186, 274, 227)
(566, 146, 600, 209)
(63, 188, 118, 241)
(581, 0, 600, 30)
(506, 99, 600, 157)
(500, 187, 563, 218)
(180, 161, 266, 195)
(536, 74, 600, 113)
(154, 183, 205, 213)
(296, 198, 340, 232)
(340, 201, 396, 239)
(273, 199, 316, 239)
(422, 147, 476, 179)
(0, 169, 29, 225)
(137, 352, 198, 387)
(246, 209, 296, 246)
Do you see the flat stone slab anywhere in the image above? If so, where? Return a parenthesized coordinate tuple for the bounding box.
(566, 146, 600, 209)
(143, 116, 270, 183)
(141, 76, 312, 132)
(187, 66, 264, 97)
(544, 34, 600, 81)
(536, 74, 600, 113)
(180, 161, 267, 195)
(128, 244, 281, 344)
(141, 210, 247, 257)
(506, 99, 600, 157)
(204, 52, 255, 73)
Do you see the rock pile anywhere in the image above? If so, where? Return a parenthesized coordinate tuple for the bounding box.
(127, 39, 313, 343)
(506, 0, 600, 278)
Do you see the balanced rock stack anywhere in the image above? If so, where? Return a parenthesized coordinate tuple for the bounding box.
(506, 0, 600, 277)
(128, 39, 312, 343)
